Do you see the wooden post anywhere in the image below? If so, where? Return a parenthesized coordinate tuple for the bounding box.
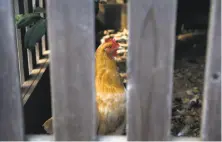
(127, 0, 177, 140)
(0, 0, 24, 140)
(47, 0, 96, 140)
(201, 0, 221, 141)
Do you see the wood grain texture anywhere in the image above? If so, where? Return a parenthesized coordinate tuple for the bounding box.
(14, 0, 25, 85)
(201, 0, 221, 141)
(35, 0, 44, 60)
(0, 0, 24, 140)
(16, 0, 30, 81)
(127, 0, 177, 140)
(42, 0, 49, 51)
(39, 0, 48, 54)
(25, 0, 38, 70)
(46, 0, 96, 141)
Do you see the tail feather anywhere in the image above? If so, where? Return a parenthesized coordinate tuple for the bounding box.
(42, 117, 53, 134)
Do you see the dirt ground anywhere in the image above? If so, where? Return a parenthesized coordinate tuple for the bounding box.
(172, 57, 205, 136)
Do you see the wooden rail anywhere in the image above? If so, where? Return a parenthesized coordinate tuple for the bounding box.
(0, 0, 220, 141)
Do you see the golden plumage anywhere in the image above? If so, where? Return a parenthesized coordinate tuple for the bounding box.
(95, 41, 126, 135)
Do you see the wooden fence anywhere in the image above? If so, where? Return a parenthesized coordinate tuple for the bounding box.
(0, 0, 221, 141)
(13, 0, 50, 104)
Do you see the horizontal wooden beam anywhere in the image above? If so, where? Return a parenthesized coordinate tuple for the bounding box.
(26, 135, 201, 141)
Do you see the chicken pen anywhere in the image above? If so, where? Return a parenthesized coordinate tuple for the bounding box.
(0, 0, 221, 141)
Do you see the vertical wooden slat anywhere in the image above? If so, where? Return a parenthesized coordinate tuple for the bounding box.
(14, 0, 25, 85)
(23, 0, 33, 73)
(21, 28, 30, 80)
(32, 0, 41, 63)
(47, 0, 96, 141)
(43, 0, 48, 51)
(38, 0, 47, 55)
(39, 0, 48, 54)
(127, 0, 177, 140)
(0, 0, 24, 140)
(18, 0, 29, 81)
(201, 0, 221, 141)
(35, 0, 44, 59)
(27, 0, 38, 69)
(23, 0, 36, 72)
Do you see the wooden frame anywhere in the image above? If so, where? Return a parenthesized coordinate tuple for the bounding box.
(0, 0, 220, 141)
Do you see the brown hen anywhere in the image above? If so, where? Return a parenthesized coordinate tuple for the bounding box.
(43, 38, 126, 135)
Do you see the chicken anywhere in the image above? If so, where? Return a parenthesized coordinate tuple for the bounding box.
(95, 38, 126, 135)
(43, 38, 126, 135)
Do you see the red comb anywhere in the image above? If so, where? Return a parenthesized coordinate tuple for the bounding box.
(105, 38, 115, 42)
(105, 38, 119, 47)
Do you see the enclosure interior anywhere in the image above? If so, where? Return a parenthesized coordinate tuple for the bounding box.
(22, 0, 210, 136)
